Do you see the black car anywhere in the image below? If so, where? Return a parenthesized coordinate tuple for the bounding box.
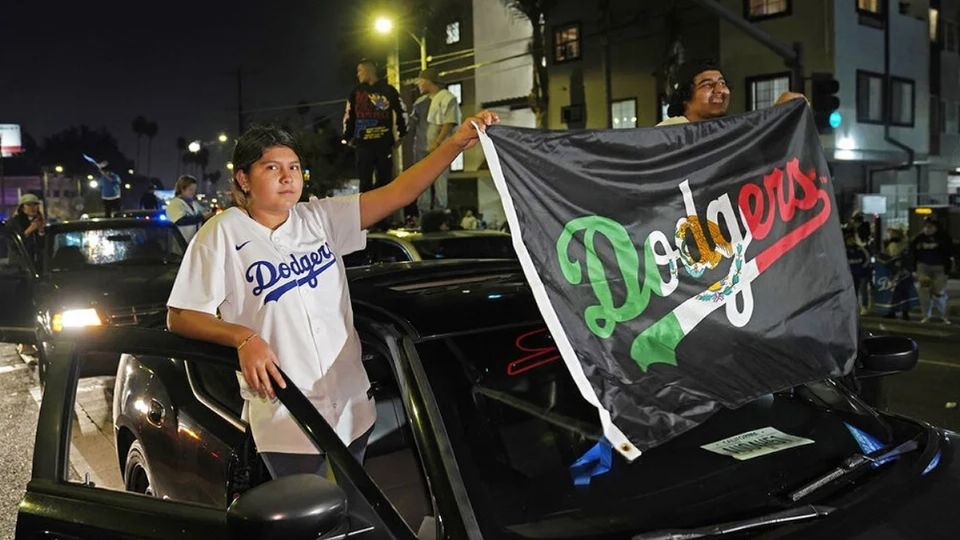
(343, 229, 517, 266)
(0, 217, 186, 380)
(14, 260, 960, 539)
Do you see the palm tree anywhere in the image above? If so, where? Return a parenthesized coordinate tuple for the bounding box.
(131, 116, 149, 170)
(175, 137, 187, 177)
(143, 121, 158, 176)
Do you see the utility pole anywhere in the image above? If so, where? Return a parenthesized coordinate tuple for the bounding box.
(689, 0, 804, 92)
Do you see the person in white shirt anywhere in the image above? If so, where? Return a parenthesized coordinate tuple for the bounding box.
(165, 175, 212, 243)
(167, 111, 499, 478)
(415, 68, 462, 212)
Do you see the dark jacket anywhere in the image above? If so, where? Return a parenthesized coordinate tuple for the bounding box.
(910, 232, 953, 267)
(344, 79, 407, 147)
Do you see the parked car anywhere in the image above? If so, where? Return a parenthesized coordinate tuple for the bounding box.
(0, 217, 186, 381)
(343, 229, 516, 266)
(15, 260, 960, 539)
(114, 208, 170, 221)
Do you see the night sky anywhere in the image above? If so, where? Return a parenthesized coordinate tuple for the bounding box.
(1, 0, 374, 183)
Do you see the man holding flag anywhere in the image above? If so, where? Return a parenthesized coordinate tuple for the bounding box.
(477, 86, 856, 462)
(657, 59, 804, 126)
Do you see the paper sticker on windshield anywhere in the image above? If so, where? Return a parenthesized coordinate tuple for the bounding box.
(701, 427, 814, 461)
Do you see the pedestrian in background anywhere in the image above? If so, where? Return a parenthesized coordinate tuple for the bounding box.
(4, 193, 44, 263)
(96, 161, 122, 217)
(140, 181, 162, 210)
(911, 216, 954, 324)
(166, 175, 212, 244)
(343, 59, 407, 196)
(875, 225, 918, 320)
(167, 112, 499, 480)
(844, 227, 871, 315)
(415, 68, 461, 211)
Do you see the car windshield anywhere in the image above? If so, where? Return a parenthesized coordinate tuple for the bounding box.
(411, 236, 516, 260)
(45, 225, 185, 271)
(416, 324, 890, 539)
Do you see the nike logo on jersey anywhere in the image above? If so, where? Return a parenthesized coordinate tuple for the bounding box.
(235, 240, 252, 251)
(245, 243, 337, 303)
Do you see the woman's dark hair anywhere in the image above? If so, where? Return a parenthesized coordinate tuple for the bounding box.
(231, 125, 303, 207)
(666, 59, 722, 118)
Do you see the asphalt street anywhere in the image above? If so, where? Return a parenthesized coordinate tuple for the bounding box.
(0, 325, 956, 538)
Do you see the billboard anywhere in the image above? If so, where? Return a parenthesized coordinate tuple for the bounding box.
(0, 124, 23, 157)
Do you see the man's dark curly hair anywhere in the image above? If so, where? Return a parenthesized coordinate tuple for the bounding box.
(666, 59, 723, 118)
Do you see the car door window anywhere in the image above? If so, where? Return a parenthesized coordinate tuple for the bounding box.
(361, 337, 434, 533)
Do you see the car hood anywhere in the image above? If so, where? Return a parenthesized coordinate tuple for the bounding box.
(41, 264, 178, 312)
(780, 428, 959, 539)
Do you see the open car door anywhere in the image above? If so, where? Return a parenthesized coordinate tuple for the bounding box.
(0, 226, 37, 344)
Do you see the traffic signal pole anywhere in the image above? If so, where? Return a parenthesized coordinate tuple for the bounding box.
(688, 0, 804, 93)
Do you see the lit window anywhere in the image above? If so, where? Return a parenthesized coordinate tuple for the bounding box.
(553, 24, 581, 62)
(930, 8, 939, 42)
(446, 82, 462, 105)
(890, 77, 914, 126)
(445, 21, 461, 45)
(748, 74, 790, 110)
(610, 99, 637, 129)
(857, 0, 882, 15)
(747, 0, 789, 18)
(857, 71, 884, 123)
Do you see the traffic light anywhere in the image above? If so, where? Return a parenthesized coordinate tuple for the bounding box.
(811, 72, 841, 133)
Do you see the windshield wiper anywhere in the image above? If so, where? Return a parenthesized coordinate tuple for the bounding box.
(633, 504, 835, 540)
(786, 436, 919, 502)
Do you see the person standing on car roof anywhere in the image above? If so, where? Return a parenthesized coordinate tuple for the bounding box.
(165, 175, 212, 244)
(167, 111, 499, 479)
(95, 161, 122, 218)
(343, 59, 407, 195)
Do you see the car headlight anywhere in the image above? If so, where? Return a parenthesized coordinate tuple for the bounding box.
(51, 308, 103, 332)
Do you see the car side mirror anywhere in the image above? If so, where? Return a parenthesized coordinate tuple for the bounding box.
(857, 336, 918, 378)
(227, 473, 348, 540)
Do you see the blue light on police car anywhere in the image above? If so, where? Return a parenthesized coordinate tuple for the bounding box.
(829, 111, 842, 129)
(158, 214, 168, 221)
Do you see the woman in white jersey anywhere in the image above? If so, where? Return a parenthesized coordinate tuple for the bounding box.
(165, 175, 212, 243)
(167, 112, 498, 478)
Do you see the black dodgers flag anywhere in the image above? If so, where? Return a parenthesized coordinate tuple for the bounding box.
(477, 101, 857, 461)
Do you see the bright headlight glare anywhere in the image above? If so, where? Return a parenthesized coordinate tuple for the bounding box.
(52, 309, 103, 332)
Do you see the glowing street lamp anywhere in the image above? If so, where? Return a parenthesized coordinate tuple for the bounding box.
(54, 165, 64, 174)
(226, 162, 234, 171)
(374, 16, 393, 34)
(89, 180, 98, 189)
(217, 133, 229, 143)
(373, 16, 427, 72)
(188, 140, 202, 153)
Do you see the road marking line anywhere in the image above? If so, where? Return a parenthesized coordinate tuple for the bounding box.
(0, 364, 28, 374)
(918, 359, 960, 369)
(28, 385, 107, 488)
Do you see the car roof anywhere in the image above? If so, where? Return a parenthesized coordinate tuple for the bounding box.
(347, 259, 541, 339)
(45, 217, 177, 233)
(369, 229, 511, 241)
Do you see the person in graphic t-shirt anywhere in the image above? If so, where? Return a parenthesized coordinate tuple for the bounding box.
(343, 59, 407, 195)
(167, 111, 499, 479)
